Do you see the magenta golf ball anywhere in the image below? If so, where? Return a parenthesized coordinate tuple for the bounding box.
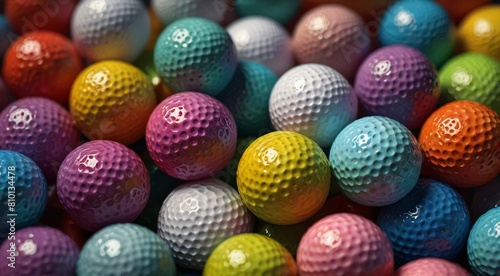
(354, 45, 440, 130)
(0, 226, 79, 276)
(0, 97, 81, 180)
(57, 140, 150, 232)
(297, 213, 394, 275)
(146, 92, 237, 181)
(395, 258, 468, 276)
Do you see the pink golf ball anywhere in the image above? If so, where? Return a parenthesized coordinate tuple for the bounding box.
(297, 213, 394, 275)
(57, 140, 150, 232)
(146, 92, 237, 181)
(395, 258, 468, 276)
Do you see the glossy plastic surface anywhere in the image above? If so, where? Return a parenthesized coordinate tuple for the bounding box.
(467, 207, 500, 275)
(395, 258, 468, 276)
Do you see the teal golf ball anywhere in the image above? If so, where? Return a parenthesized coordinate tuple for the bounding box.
(468, 207, 500, 275)
(154, 17, 237, 96)
(217, 62, 277, 137)
(77, 223, 176, 276)
(329, 116, 422, 206)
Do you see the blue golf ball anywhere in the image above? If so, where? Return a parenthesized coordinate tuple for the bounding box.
(217, 62, 277, 137)
(468, 207, 500, 275)
(0, 150, 47, 240)
(329, 116, 421, 206)
(377, 179, 470, 266)
(379, 0, 456, 68)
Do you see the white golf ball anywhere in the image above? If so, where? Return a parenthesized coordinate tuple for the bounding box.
(152, 0, 230, 26)
(269, 64, 358, 148)
(227, 16, 294, 76)
(71, 0, 150, 63)
(157, 178, 254, 269)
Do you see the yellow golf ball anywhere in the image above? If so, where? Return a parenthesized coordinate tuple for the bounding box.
(203, 233, 298, 276)
(458, 5, 500, 60)
(70, 60, 156, 145)
(237, 131, 331, 225)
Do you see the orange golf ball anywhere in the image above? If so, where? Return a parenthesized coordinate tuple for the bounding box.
(419, 100, 500, 188)
(70, 61, 156, 145)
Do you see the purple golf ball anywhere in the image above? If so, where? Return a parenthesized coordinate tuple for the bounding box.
(57, 140, 150, 232)
(355, 45, 440, 130)
(146, 92, 237, 181)
(0, 97, 81, 180)
(0, 226, 79, 276)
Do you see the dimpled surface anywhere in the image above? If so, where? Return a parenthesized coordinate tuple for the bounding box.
(419, 100, 500, 187)
(78, 223, 175, 276)
(157, 178, 253, 269)
(57, 140, 150, 232)
(395, 258, 468, 276)
(458, 5, 500, 60)
(0, 97, 80, 180)
(146, 92, 237, 181)
(0, 150, 47, 239)
(377, 179, 470, 265)
(71, 0, 150, 62)
(329, 116, 422, 206)
(234, 0, 300, 25)
(154, 17, 237, 96)
(227, 16, 294, 76)
(270, 64, 357, 148)
(470, 176, 500, 222)
(2, 31, 83, 105)
(468, 207, 500, 275)
(379, 0, 455, 68)
(237, 131, 331, 225)
(297, 213, 394, 276)
(217, 62, 277, 137)
(152, 0, 229, 26)
(439, 52, 500, 114)
(70, 60, 156, 145)
(355, 45, 440, 130)
(5, 0, 78, 35)
(292, 5, 371, 81)
(0, 226, 79, 276)
(203, 233, 298, 275)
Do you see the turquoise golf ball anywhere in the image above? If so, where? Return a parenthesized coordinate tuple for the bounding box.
(77, 223, 176, 276)
(329, 116, 422, 206)
(468, 207, 500, 275)
(154, 17, 237, 96)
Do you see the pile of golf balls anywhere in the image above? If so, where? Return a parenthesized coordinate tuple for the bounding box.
(0, 0, 499, 274)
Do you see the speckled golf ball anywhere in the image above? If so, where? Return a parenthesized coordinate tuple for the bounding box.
(0, 97, 80, 180)
(458, 5, 500, 60)
(5, 0, 78, 35)
(154, 17, 237, 96)
(395, 258, 468, 276)
(203, 233, 297, 275)
(0, 150, 47, 240)
(146, 92, 237, 181)
(379, 0, 456, 68)
(57, 140, 150, 232)
(270, 64, 357, 148)
(227, 16, 294, 76)
(439, 52, 500, 114)
(419, 100, 500, 188)
(70, 60, 157, 145)
(329, 116, 422, 206)
(377, 179, 470, 265)
(297, 213, 394, 275)
(470, 176, 500, 223)
(217, 62, 277, 137)
(157, 178, 253, 269)
(2, 31, 83, 105)
(292, 5, 371, 81)
(71, 0, 150, 62)
(237, 131, 331, 225)
(0, 226, 79, 276)
(234, 0, 300, 25)
(78, 223, 176, 276)
(152, 0, 230, 26)
(468, 207, 500, 275)
(355, 45, 440, 130)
